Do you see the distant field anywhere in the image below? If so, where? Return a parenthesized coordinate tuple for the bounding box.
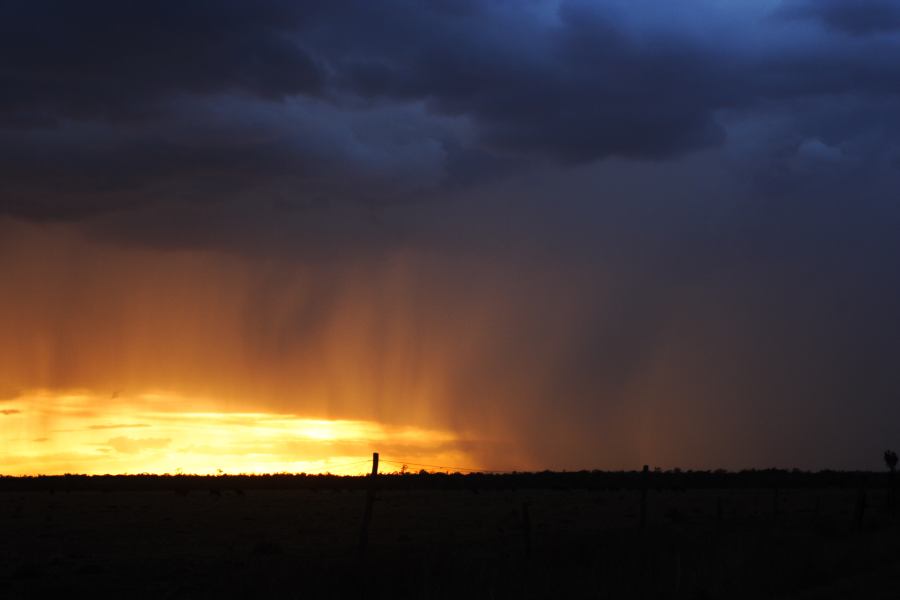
(2, 474, 900, 598)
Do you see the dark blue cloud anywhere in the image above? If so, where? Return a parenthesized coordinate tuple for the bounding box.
(0, 0, 323, 121)
(778, 0, 900, 35)
(0, 0, 899, 235)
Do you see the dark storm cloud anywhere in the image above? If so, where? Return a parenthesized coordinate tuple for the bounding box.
(0, 0, 323, 123)
(3, 0, 900, 234)
(778, 0, 900, 35)
(322, 0, 736, 162)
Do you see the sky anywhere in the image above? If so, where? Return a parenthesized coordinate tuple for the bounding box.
(2, 0, 900, 474)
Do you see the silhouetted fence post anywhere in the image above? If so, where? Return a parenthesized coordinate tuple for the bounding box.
(854, 485, 867, 531)
(772, 487, 780, 521)
(358, 452, 379, 561)
(674, 552, 682, 594)
(716, 496, 723, 523)
(640, 465, 649, 529)
(885, 450, 898, 513)
(891, 469, 897, 514)
(521, 501, 532, 559)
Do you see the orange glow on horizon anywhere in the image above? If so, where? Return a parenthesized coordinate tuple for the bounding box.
(0, 390, 480, 476)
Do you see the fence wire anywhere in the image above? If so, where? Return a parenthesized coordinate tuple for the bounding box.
(379, 458, 516, 474)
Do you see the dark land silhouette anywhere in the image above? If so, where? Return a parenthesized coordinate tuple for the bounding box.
(3, 467, 900, 598)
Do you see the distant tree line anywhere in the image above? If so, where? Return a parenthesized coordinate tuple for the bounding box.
(0, 468, 892, 493)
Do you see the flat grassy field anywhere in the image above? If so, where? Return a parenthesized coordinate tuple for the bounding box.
(3, 482, 900, 598)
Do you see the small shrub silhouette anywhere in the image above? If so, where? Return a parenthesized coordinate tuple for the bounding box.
(884, 450, 897, 472)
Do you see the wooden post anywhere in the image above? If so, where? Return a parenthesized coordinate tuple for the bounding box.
(674, 552, 682, 594)
(521, 501, 532, 559)
(716, 496, 723, 523)
(640, 465, 649, 530)
(890, 469, 896, 514)
(358, 452, 379, 561)
(854, 486, 867, 531)
(772, 487, 780, 521)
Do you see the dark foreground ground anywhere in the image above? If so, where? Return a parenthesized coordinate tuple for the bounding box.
(2, 473, 900, 598)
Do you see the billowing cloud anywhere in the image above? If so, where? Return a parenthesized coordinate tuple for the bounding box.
(1, 0, 899, 246)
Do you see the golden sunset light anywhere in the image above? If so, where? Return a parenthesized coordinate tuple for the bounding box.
(0, 390, 475, 475)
